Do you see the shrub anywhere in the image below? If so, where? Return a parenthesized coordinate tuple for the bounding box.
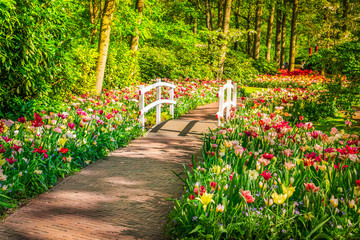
(223, 52, 258, 83)
(305, 41, 360, 78)
(251, 58, 278, 75)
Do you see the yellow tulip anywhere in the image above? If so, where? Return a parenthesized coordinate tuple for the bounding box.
(349, 200, 356, 209)
(58, 138, 67, 146)
(0, 154, 6, 166)
(354, 186, 360, 196)
(330, 195, 338, 208)
(271, 192, 287, 205)
(212, 165, 221, 174)
(281, 184, 296, 198)
(196, 192, 214, 210)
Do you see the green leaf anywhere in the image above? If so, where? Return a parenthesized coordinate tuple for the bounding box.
(189, 225, 202, 234)
(305, 217, 331, 240)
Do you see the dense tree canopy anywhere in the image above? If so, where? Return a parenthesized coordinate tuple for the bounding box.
(0, 0, 359, 118)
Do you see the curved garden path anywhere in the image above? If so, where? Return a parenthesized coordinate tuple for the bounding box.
(0, 102, 219, 240)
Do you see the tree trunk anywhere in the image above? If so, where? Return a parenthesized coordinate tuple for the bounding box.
(217, 0, 232, 80)
(193, 18, 197, 34)
(288, 0, 298, 71)
(280, 0, 286, 69)
(265, 0, 275, 62)
(218, 0, 225, 29)
(246, 5, 252, 56)
(234, 0, 241, 51)
(89, 0, 99, 44)
(253, 0, 263, 60)
(130, 0, 144, 52)
(95, 0, 116, 95)
(205, 0, 213, 31)
(342, 0, 348, 31)
(274, 1, 281, 65)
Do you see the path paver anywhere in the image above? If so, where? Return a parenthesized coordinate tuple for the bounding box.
(0, 102, 218, 240)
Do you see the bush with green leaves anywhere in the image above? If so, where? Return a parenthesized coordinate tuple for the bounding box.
(223, 52, 258, 83)
(305, 41, 360, 79)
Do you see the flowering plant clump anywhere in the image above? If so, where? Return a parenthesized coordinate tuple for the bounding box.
(244, 69, 327, 89)
(249, 87, 337, 122)
(167, 88, 360, 239)
(0, 78, 224, 209)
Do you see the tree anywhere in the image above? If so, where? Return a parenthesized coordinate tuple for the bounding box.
(246, 4, 253, 56)
(89, 0, 99, 44)
(342, 0, 348, 32)
(130, 0, 145, 52)
(280, 0, 287, 68)
(288, 0, 298, 71)
(218, 0, 225, 29)
(217, 0, 233, 80)
(234, 0, 242, 51)
(274, 0, 282, 65)
(95, 0, 116, 95)
(205, 0, 214, 31)
(253, 0, 263, 60)
(266, 0, 275, 61)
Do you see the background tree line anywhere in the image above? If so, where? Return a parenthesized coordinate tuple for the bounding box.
(0, 0, 359, 118)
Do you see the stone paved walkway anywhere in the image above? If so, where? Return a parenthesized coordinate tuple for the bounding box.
(0, 102, 219, 240)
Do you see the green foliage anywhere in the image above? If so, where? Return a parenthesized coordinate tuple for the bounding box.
(0, 0, 94, 118)
(251, 58, 278, 75)
(223, 52, 258, 83)
(103, 44, 139, 89)
(305, 41, 360, 78)
(320, 75, 360, 118)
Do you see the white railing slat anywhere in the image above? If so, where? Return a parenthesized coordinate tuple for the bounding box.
(140, 100, 176, 116)
(138, 78, 176, 130)
(142, 82, 176, 94)
(217, 80, 237, 126)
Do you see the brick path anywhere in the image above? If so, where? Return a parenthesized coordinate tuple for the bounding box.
(0, 102, 218, 240)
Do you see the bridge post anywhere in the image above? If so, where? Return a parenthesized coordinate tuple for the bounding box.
(226, 80, 231, 119)
(233, 82, 237, 109)
(218, 86, 224, 126)
(139, 85, 145, 130)
(170, 82, 174, 118)
(156, 78, 162, 125)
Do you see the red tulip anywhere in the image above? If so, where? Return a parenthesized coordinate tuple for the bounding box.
(260, 170, 272, 181)
(59, 148, 69, 154)
(6, 157, 17, 165)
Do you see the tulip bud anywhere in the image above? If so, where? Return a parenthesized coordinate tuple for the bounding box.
(349, 200, 355, 209)
(324, 179, 330, 192)
(256, 162, 261, 171)
(304, 195, 309, 208)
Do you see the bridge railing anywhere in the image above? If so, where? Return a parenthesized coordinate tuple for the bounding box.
(138, 78, 176, 130)
(216, 80, 237, 125)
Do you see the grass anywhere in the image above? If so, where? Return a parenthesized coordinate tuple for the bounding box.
(242, 86, 264, 96)
(314, 115, 360, 135)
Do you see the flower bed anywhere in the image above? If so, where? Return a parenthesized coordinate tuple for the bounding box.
(249, 87, 336, 122)
(243, 69, 327, 89)
(167, 88, 360, 239)
(0, 78, 223, 209)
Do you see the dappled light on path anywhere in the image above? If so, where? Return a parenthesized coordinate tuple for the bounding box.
(0, 103, 218, 239)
